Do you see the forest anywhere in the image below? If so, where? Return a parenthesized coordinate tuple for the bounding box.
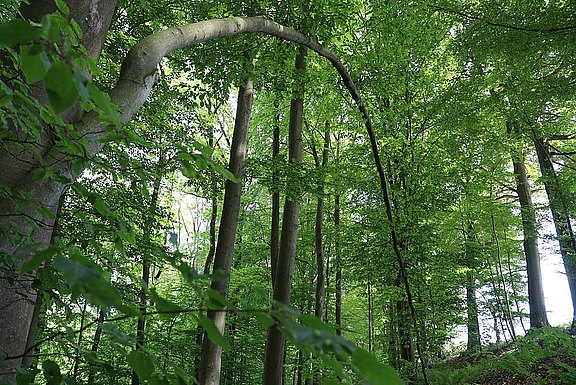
(1, 0, 576, 384)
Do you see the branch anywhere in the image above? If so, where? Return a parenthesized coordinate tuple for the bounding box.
(431, 5, 576, 33)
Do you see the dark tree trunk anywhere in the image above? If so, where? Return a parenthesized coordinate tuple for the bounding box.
(87, 309, 105, 385)
(263, 44, 306, 385)
(131, 169, 162, 385)
(534, 138, 576, 332)
(465, 271, 481, 352)
(508, 122, 549, 328)
(198, 76, 253, 385)
(271, 99, 281, 289)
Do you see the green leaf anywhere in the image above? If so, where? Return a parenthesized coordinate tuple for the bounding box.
(42, 360, 62, 385)
(45, 62, 78, 113)
(149, 288, 181, 318)
(0, 19, 41, 47)
(181, 162, 197, 180)
(197, 315, 230, 351)
(20, 47, 49, 83)
(350, 348, 404, 385)
(20, 245, 58, 273)
(206, 288, 233, 310)
(55, 0, 70, 15)
(16, 367, 39, 385)
(127, 350, 155, 381)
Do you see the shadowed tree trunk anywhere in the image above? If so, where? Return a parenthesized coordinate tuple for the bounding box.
(334, 194, 342, 336)
(87, 308, 105, 385)
(263, 43, 306, 385)
(534, 137, 576, 332)
(131, 167, 163, 385)
(508, 121, 549, 328)
(271, 99, 281, 289)
(198, 76, 254, 385)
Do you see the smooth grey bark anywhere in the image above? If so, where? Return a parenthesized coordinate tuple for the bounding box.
(534, 138, 576, 332)
(263, 44, 306, 385)
(508, 122, 549, 328)
(0, 1, 117, 379)
(198, 77, 253, 385)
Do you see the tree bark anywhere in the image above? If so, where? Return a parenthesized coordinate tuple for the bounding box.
(314, 122, 330, 321)
(87, 309, 105, 385)
(508, 122, 549, 328)
(271, 99, 281, 289)
(263, 44, 306, 385)
(534, 138, 576, 332)
(198, 76, 253, 385)
(0, 1, 117, 379)
(334, 195, 342, 336)
(131, 168, 162, 385)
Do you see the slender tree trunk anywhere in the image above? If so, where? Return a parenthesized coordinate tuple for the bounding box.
(271, 99, 281, 289)
(195, 133, 220, 377)
(397, 299, 415, 363)
(132, 169, 163, 385)
(314, 122, 330, 322)
(87, 309, 105, 385)
(73, 301, 88, 379)
(534, 138, 576, 332)
(463, 224, 481, 352)
(508, 122, 549, 328)
(491, 213, 516, 340)
(465, 271, 481, 352)
(368, 281, 374, 353)
(263, 44, 306, 385)
(334, 195, 342, 336)
(198, 76, 254, 385)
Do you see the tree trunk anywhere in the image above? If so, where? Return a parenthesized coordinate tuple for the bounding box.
(131, 167, 162, 385)
(271, 99, 281, 289)
(87, 309, 105, 385)
(534, 138, 576, 332)
(491, 213, 517, 340)
(334, 195, 342, 336)
(73, 301, 88, 379)
(198, 76, 253, 385)
(263, 44, 306, 385)
(314, 122, 330, 321)
(465, 271, 481, 352)
(0, 2, 117, 379)
(368, 281, 374, 353)
(508, 122, 549, 328)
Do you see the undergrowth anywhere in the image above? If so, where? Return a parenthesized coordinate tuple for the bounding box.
(427, 327, 576, 385)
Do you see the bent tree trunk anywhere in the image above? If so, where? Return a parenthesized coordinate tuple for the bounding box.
(198, 76, 254, 385)
(534, 138, 576, 331)
(2, 14, 387, 379)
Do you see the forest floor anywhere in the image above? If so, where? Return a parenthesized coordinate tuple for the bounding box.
(426, 327, 576, 384)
